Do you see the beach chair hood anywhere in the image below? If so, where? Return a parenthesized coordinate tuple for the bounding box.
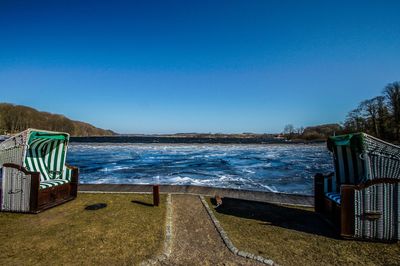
(327, 132, 400, 184)
(0, 128, 79, 213)
(0, 128, 72, 181)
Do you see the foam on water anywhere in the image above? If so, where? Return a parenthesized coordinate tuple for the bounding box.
(66, 143, 333, 195)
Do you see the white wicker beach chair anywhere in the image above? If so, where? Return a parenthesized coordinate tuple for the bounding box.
(0, 129, 79, 213)
(315, 133, 400, 241)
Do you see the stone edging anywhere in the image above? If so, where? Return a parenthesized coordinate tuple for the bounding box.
(199, 195, 276, 266)
(140, 193, 173, 265)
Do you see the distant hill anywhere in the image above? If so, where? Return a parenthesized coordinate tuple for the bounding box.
(0, 103, 116, 136)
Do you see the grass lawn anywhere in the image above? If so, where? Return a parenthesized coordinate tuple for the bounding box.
(207, 197, 400, 266)
(0, 193, 166, 265)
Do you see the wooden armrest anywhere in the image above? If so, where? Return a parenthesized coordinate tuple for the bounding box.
(65, 164, 78, 171)
(354, 178, 400, 190)
(3, 163, 37, 176)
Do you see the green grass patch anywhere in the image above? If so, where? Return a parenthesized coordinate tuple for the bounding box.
(207, 197, 400, 266)
(0, 193, 166, 265)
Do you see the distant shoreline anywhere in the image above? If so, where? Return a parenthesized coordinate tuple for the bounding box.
(70, 135, 326, 144)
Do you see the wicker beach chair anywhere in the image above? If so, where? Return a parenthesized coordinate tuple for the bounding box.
(0, 129, 79, 213)
(314, 133, 400, 241)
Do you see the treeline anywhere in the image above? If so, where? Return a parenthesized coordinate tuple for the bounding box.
(0, 103, 116, 136)
(282, 81, 400, 143)
(343, 81, 400, 142)
(283, 123, 343, 141)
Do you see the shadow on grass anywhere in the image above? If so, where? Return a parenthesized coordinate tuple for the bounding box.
(131, 200, 154, 207)
(85, 203, 107, 210)
(211, 197, 338, 239)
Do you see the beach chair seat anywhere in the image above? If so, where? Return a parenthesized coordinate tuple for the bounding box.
(315, 133, 400, 241)
(325, 192, 341, 205)
(40, 179, 70, 189)
(0, 129, 79, 213)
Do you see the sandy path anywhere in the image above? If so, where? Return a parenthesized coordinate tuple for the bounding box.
(159, 194, 261, 266)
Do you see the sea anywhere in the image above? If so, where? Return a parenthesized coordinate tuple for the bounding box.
(67, 142, 333, 195)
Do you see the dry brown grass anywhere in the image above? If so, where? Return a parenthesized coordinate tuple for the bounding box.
(0, 193, 166, 265)
(207, 197, 400, 266)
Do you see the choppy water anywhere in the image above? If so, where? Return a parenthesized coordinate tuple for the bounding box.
(66, 143, 333, 195)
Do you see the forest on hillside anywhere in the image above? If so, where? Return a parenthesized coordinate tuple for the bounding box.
(0, 103, 115, 136)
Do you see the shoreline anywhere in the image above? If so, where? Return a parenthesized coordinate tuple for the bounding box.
(78, 184, 314, 207)
(70, 136, 325, 145)
(69, 141, 326, 147)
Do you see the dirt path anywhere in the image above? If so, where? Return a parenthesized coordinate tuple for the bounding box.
(159, 194, 262, 266)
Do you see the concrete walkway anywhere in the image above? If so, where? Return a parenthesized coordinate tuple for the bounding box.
(159, 194, 262, 266)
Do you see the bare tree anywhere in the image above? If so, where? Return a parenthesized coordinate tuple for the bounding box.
(345, 108, 366, 132)
(283, 124, 296, 139)
(375, 96, 389, 139)
(360, 98, 379, 137)
(283, 124, 295, 134)
(383, 82, 400, 139)
(296, 126, 305, 135)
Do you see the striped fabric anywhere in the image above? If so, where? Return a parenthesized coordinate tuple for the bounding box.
(332, 145, 364, 191)
(325, 192, 341, 205)
(354, 183, 400, 240)
(25, 138, 66, 181)
(39, 179, 69, 189)
(63, 167, 73, 181)
(23, 136, 71, 189)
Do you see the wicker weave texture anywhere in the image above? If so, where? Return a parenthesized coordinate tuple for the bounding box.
(354, 183, 400, 240)
(363, 134, 400, 180)
(0, 131, 28, 167)
(1, 166, 31, 212)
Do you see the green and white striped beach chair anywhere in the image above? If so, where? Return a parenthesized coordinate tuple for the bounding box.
(0, 129, 79, 213)
(315, 133, 400, 241)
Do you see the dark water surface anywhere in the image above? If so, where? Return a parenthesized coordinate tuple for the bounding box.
(67, 143, 333, 195)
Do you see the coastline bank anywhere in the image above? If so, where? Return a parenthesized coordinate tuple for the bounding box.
(78, 184, 314, 207)
(70, 135, 325, 144)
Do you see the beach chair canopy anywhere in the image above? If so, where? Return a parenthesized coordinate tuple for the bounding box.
(0, 129, 73, 189)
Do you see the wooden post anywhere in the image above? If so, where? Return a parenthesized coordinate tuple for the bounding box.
(314, 173, 325, 213)
(153, 185, 160, 206)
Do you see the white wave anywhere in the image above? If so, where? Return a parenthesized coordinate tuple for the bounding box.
(259, 184, 278, 193)
(242, 168, 256, 174)
(69, 142, 332, 194)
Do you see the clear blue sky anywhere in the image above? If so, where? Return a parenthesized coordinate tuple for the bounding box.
(1, 0, 400, 134)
